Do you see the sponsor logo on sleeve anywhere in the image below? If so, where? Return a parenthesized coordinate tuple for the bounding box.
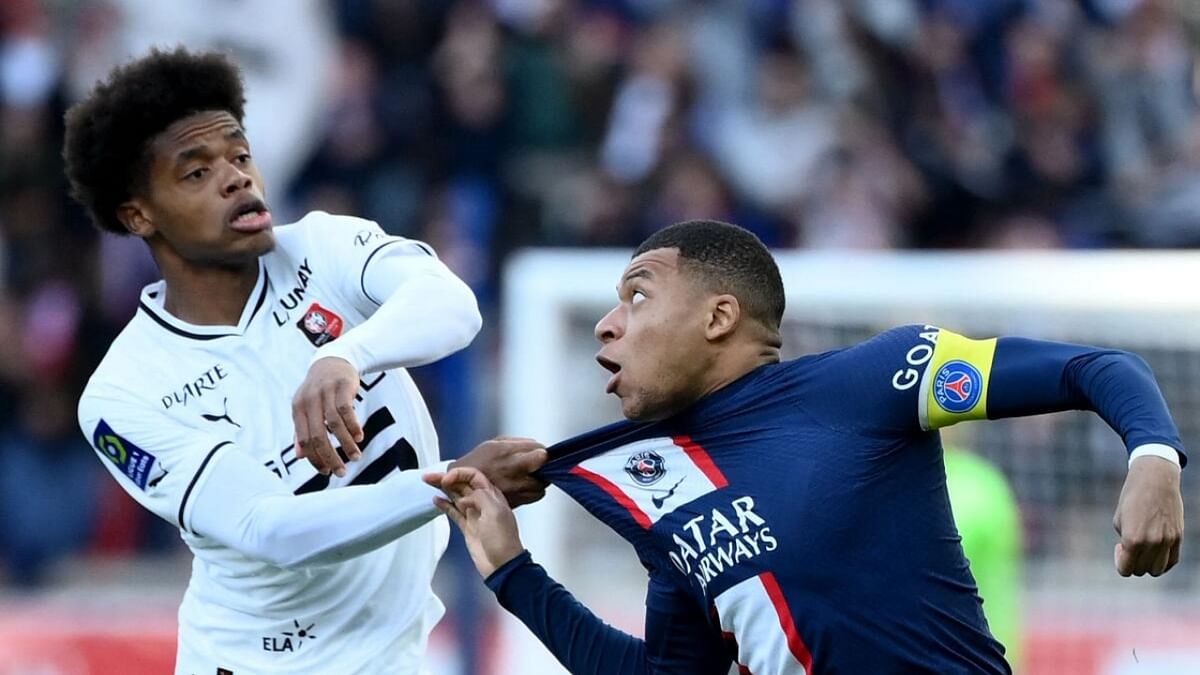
(933, 360, 983, 414)
(354, 229, 386, 247)
(93, 420, 162, 490)
(296, 303, 344, 347)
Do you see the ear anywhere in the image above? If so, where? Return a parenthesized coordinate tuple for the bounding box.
(117, 199, 156, 238)
(704, 294, 741, 341)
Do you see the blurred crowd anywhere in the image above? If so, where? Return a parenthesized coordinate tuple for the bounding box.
(0, 0, 1197, 593)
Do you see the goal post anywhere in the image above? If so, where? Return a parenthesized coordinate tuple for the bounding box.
(499, 250, 1200, 675)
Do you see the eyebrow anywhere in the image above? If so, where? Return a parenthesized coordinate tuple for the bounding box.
(617, 268, 653, 292)
(174, 128, 247, 166)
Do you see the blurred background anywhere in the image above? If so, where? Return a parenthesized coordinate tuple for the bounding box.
(0, 0, 1198, 673)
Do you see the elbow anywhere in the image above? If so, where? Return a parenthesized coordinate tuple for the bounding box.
(1067, 348, 1158, 399)
(234, 506, 325, 570)
(259, 550, 309, 570)
(247, 537, 332, 570)
(255, 536, 319, 569)
(1094, 349, 1154, 380)
(444, 283, 483, 353)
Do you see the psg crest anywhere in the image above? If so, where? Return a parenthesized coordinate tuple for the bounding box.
(297, 303, 344, 347)
(933, 360, 983, 413)
(625, 450, 667, 486)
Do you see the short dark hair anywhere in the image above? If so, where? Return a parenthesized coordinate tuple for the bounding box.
(63, 47, 247, 235)
(634, 220, 785, 331)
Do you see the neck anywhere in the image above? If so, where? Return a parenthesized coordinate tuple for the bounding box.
(698, 343, 781, 400)
(154, 247, 260, 326)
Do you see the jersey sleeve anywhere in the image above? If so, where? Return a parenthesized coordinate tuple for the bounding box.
(801, 324, 943, 436)
(78, 391, 233, 531)
(815, 325, 1186, 463)
(485, 551, 731, 675)
(79, 389, 446, 567)
(299, 211, 481, 373)
(299, 211, 449, 316)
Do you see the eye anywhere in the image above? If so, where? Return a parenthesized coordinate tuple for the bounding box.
(234, 153, 251, 164)
(184, 167, 208, 181)
(631, 290, 647, 304)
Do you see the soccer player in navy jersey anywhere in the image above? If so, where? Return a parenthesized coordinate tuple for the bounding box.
(427, 220, 1186, 674)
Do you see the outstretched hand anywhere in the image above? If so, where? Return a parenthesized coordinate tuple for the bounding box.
(1113, 456, 1184, 577)
(424, 467, 525, 578)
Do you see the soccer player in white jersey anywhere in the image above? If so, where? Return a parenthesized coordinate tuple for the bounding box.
(63, 48, 546, 675)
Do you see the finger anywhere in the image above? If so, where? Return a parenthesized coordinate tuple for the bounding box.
(1132, 538, 1163, 577)
(454, 492, 487, 519)
(1121, 538, 1159, 576)
(339, 379, 364, 443)
(423, 472, 446, 488)
(443, 467, 486, 489)
(508, 480, 547, 507)
(293, 435, 305, 459)
(440, 470, 479, 499)
(523, 483, 548, 505)
(324, 391, 360, 462)
(1115, 542, 1135, 577)
(435, 496, 477, 523)
(292, 397, 324, 472)
(484, 481, 518, 508)
(1149, 546, 1171, 577)
(334, 380, 364, 451)
(1166, 540, 1181, 573)
(307, 394, 344, 477)
(492, 436, 538, 443)
(443, 482, 476, 501)
(519, 447, 549, 472)
(434, 497, 468, 529)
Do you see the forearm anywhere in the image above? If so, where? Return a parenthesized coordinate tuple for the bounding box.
(315, 264, 482, 374)
(486, 551, 651, 675)
(989, 339, 1185, 463)
(188, 449, 446, 568)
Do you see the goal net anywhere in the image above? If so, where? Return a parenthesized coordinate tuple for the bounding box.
(498, 250, 1200, 675)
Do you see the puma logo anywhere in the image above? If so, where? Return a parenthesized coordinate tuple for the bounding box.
(651, 477, 686, 509)
(201, 397, 241, 429)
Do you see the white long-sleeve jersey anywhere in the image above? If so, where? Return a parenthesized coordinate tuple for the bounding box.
(77, 211, 480, 675)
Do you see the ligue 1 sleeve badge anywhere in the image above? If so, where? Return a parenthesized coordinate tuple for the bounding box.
(297, 303, 344, 346)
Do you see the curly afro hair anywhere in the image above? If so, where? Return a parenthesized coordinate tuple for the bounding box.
(63, 47, 246, 235)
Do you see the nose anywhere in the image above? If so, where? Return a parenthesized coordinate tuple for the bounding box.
(594, 305, 624, 344)
(222, 163, 253, 197)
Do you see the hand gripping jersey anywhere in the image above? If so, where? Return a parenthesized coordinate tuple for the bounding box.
(78, 212, 462, 675)
(492, 325, 1186, 675)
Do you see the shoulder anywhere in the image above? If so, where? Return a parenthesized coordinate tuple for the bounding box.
(278, 210, 387, 247)
(277, 210, 436, 262)
(808, 324, 940, 385)
(83, 317, 166, 403)
(79, 313, 201, 426)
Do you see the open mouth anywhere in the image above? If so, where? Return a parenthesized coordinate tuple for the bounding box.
(228, 198, 272, 232)
(596, 354, 622, 393)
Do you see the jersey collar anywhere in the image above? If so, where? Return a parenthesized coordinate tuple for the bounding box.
(137, 259, 270, 340)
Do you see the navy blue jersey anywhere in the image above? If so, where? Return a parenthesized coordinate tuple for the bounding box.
(488, 325, 1185, 675)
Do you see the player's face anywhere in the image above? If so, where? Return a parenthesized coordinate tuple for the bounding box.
(594, 248, 715, 420)
(126, 110, 274, 266)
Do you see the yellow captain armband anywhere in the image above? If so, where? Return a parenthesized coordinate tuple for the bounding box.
(918, 329, 998, 430)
